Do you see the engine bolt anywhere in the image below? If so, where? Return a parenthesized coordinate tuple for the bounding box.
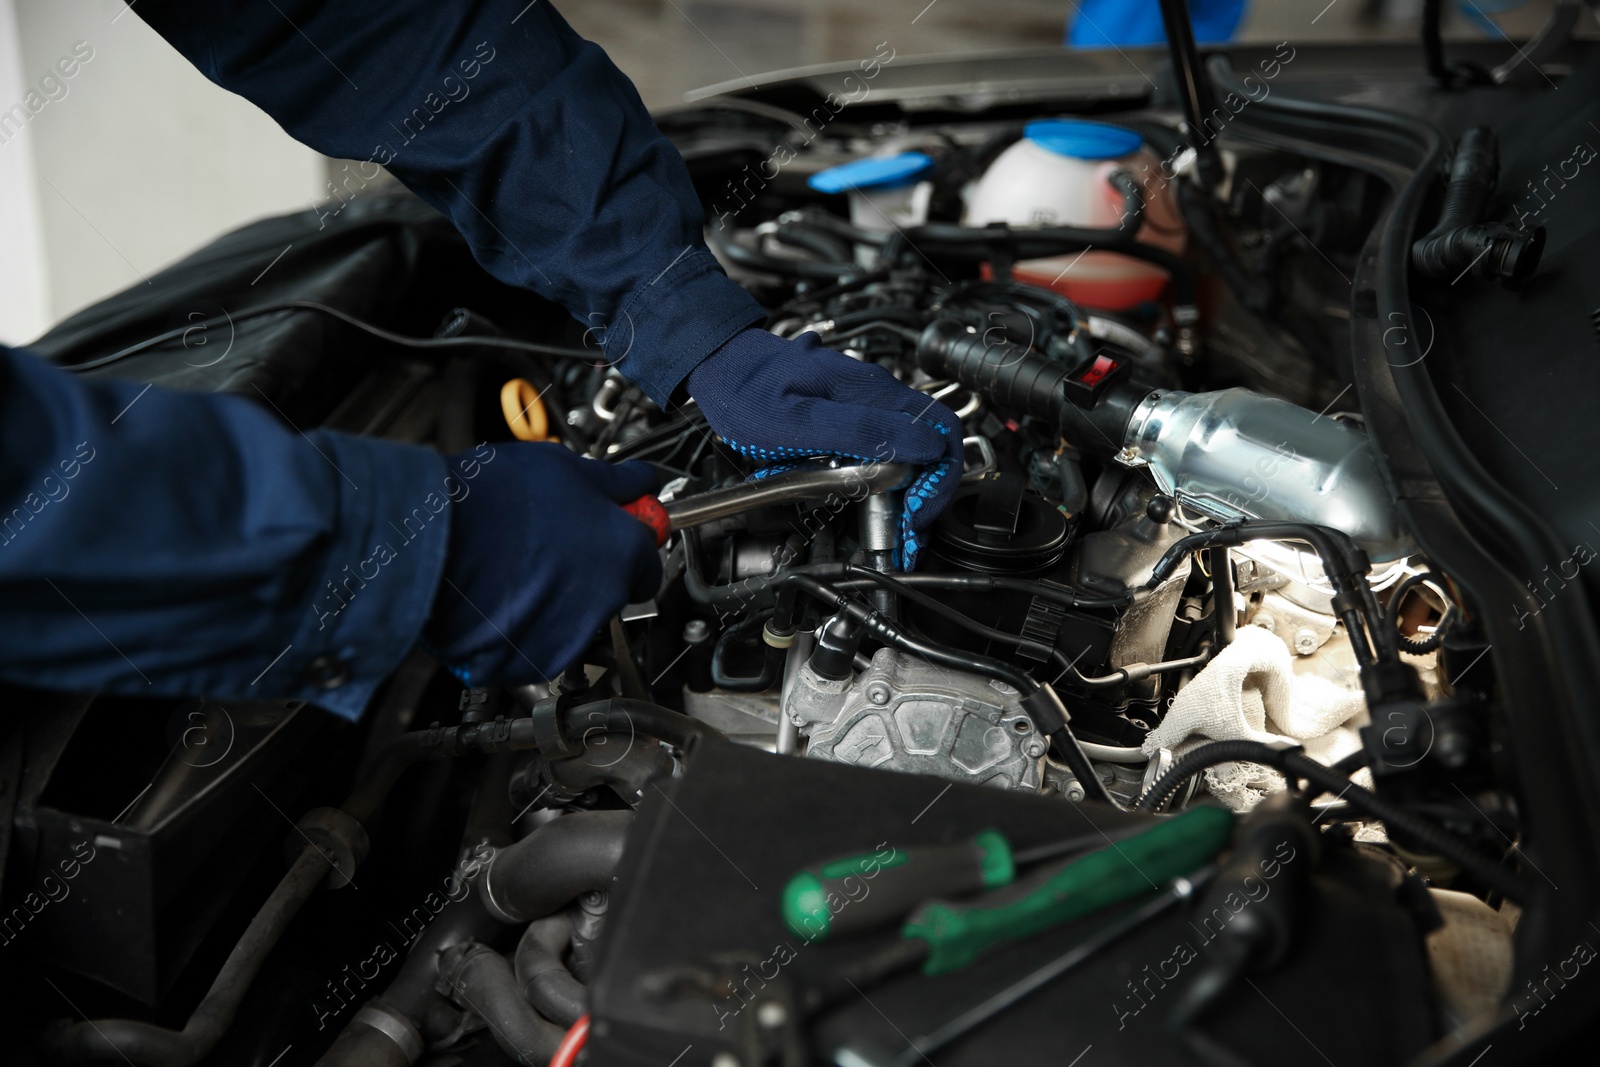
(1063, 779, 1087, 802)
(683, 619, 710, 643)
(1293, 628, 1319, 655)
(866, 684, 891, 705)
(1024, 738, 1046, 758)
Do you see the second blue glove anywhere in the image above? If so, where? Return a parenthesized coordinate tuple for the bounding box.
(687, 328, 964, 568)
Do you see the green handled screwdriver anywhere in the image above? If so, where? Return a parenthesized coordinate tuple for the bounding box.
(780, 807, 1231, 945)
(903, 804, 1234, 974)
(783, 830, 1016, 943)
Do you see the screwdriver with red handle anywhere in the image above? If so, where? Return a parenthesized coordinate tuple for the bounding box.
(622, 495, 672, 547)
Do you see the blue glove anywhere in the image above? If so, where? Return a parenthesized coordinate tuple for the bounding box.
(686, 328, 963, 568)
(425, 445, 663, 687)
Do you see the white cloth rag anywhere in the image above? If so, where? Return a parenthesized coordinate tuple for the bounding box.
(1141, 624, 1370, 810)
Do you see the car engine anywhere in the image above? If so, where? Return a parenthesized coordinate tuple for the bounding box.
(7, 19, 1600, 1067)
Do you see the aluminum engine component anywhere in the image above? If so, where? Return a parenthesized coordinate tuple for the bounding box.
(1118, 388, 1414, 561)
(783, 647, 1045, 790)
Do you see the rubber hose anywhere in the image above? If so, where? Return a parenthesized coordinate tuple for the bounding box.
(1133, 739, 1525, 901)
(556, 697, 721, 752)
(1410, 127, 1543, 285)
(916, 319, 1145, 460)
(773, 220, 854, 264)
(480, 811, 632, 924)
(1430, 127, 1497, 233)
(1421, 0, 1492, 87)
(1156, 0, 1225, 188)
(311, 896, 501, 1065)
(1058, 450, 1089, 517)
(313, 1004, 419, 1067)
(1210, 546, 1237, 650)
(381, 891, 504, 1026)
(791, 208, 891, 246)
(708, 227, 857, 280)
(1108, 168, 1146, 231)
(437, 943, 567, 1066)
(917, 318, 1072, 423)
(1050, 726, 1115, 806)
(710, 614, 785, 691)
(316, 755, 515, 1065)
(40, 847, 330, 1066)
(514, 916, 587, 1026)
(541, 731, 679, 802)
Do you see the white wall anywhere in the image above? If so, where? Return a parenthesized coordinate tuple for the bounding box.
(2, 0, 327, 346)
(0, 0, 50, 343)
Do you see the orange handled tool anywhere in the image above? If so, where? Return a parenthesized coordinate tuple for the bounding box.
(623, 495, 672, 547)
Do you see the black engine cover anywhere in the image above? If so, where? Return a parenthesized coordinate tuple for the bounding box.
(590, 739, 1436, 1066)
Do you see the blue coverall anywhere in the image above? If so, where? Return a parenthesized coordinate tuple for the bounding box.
(0, 0, 766, 719)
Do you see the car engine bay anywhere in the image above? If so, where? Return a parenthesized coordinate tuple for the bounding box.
(6, 22, 1600, 1067)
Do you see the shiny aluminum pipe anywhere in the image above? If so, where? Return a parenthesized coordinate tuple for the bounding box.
(1119, 388, 1413, 561)
(662, 461, 913, 531)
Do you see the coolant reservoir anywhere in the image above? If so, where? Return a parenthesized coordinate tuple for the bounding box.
(964, 119, 1186, 311)
(808, 152, 935, 234)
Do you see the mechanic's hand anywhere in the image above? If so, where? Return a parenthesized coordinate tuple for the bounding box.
(687, 328, 963, 568)
(424, 444, 662, 687)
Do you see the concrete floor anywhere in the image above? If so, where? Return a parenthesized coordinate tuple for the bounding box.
(560, 0, 1569, 110)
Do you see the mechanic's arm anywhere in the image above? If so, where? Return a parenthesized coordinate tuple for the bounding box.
(133, 0, 962, 564)
(135, 0, 755, 406)
(0, 346, 660, 716)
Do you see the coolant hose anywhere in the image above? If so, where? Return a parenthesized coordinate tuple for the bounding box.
(315, 893, 509, 1066)
(480, 810, 633, 924)
(437, 943, 567, 1066)
(1410, 126, 1543, 286)
(515, 915, 587, 1026)
(317, 754, 519, 1065)
(383, 893, 504, 1030)
(313, 1001, 422, 1067)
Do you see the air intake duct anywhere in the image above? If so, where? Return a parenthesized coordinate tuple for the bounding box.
(916, 320, 1413, 561)
(916, 319, 1141, 455)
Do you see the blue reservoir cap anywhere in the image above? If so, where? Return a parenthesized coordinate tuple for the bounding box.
(1024, 119, 1143, 161)
(807, 151, 934, 194)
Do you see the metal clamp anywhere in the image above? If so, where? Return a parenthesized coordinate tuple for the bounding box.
(352, 1002, 425, 1062)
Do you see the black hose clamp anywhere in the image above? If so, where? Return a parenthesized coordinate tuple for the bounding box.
(290, 807, 370, 890)
(528, 692, 580, 761)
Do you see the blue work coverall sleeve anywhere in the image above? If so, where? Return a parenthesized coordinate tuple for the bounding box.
(132, 0, 766, 405)
(0, 345, 451, 719)
(3, 0, 760, 716)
